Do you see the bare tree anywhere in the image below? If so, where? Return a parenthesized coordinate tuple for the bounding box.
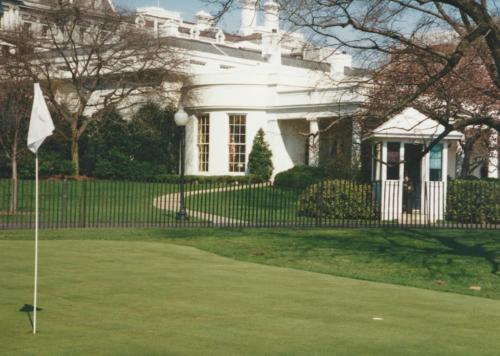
(207, 1, 500, 146)
(0, 29, 33, 212)
(2, 1, 189, 175)
(367, 41, 499, 163)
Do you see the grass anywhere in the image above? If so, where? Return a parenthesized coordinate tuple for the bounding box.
(184, 186, 303, 222)
(0, 180, 209, 226)
(2, 228, 500, 299)
(184, 186, 384, 226)
(1, 228, 500, 355)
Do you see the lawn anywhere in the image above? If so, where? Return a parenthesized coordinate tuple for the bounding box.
(184, 186, 303, 223)
(1, 228, 500, 355)
(0, 180, 209, 227)
(184, 186, 385, 227)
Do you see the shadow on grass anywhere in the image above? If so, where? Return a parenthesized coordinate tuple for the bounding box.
(19, 304, 42, 330)
(214, 228, 500, 279)
(401, 230, 500, 275)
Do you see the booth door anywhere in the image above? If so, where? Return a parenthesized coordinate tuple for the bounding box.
(403, 144, 423, 213)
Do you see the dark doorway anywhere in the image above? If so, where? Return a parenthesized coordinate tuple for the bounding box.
(403, 144, 423, 213)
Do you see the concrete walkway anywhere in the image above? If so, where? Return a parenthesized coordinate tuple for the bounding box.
(153, 184, 264, 225)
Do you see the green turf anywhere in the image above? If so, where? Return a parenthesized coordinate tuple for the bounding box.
(1, 234, 500, 355)
(2, 228, 500, 300)
(0, 180, 211, 226)
(183, 186, 384, 226)
(184, 186, 303, 222)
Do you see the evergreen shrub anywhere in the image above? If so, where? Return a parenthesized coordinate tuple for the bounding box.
(298, 179, 376, 219)
(446, 179, 500, 224)
(274, 165, 326, 189)
(248, 129, 273, 181)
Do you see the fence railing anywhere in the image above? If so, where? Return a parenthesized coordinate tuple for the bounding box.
(0, 178, 498, 230)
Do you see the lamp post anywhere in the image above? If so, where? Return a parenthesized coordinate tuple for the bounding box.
(174, 106, 189, 220)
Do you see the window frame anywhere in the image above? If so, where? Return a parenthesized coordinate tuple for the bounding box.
(228, 114, 247, 173)
(429, 143, 443, 181)
(197, 114, 210, 173)
(387, 142, 401, 180)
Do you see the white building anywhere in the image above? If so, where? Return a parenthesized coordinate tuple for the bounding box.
(133, 1, 365, 177)
(1, 0, 497, 179)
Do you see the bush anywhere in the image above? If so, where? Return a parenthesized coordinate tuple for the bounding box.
(81, 104, 181, 179)
(274, 165, 326, 189)
(17, 151, 75, 178)
(323, 154, 362, 181)
(298, 179, 376, 219)
(153, 174, 263, 184)
(248, 129, 273, 181)
(447, 179, 500, 224)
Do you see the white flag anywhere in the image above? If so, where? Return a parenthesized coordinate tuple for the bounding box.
(27, 83, 55, 154)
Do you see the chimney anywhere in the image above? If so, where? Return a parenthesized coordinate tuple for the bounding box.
(159, 19, 179, 37)
(196, 10, 214, 31)
(329, 52, 352, 77)
(264, 0, 279, 32)
(239, 0, 258, 36)
(262, 31, 281, 65)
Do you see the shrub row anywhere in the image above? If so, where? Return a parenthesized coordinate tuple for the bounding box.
(153, 174, 264, 184)
(446, 179, 500, 224)
(298, 179, 377, 219)
(274, 166, 326, 190)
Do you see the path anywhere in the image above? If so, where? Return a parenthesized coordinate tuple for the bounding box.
(153, 184, 264, 225)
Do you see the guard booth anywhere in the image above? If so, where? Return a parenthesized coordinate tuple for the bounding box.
(366, 108, 462, 223)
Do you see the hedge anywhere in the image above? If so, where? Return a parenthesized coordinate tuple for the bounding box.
(298, 179, 376, 219)
(446, 179, 500, 224)
(153, 174, 264, 184)
(274, 166, 326, 189)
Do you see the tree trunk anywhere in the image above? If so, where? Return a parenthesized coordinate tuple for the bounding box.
(460, 144, 473, 178)
(10, 155, 18, 213)
(71, 135, 79, 176)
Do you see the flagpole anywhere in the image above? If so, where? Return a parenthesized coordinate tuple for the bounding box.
(33, 153, 39, 334)
(28, 82, 54, 334)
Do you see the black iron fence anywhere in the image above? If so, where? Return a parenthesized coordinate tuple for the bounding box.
(0, 178, 499, 230)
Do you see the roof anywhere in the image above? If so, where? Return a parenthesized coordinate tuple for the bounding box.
(367, 107, 463, 140)
(169, 37, 332, 71)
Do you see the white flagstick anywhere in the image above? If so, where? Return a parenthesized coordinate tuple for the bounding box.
(33, 153, 39, 334)
(27, 83, 55, 335)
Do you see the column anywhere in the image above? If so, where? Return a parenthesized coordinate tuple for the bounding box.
(308, 118, 319, 167)
(488, 130, 498, 178)
(154, 19, 158, 35)
(184, 115, 198, 175)
(209, 112, 229, 175)
(381, 141, 387, 181)
(399, 142, 405, 181)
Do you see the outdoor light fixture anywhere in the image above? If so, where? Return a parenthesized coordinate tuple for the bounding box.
(174, 107, 189, 127)
(174, 106, 189, 220)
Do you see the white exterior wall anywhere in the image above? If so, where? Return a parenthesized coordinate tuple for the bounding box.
(267, 119, 308, 175)
(208, 111, 229, 175)
(182, 64, 363, 177)
(185, 110, 267, 176)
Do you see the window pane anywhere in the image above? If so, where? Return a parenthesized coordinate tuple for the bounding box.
(429, 144, 443, 181)
(229, 115, 246, 172)
(197, 115, 210, 172)
(387, 142, 400, 180)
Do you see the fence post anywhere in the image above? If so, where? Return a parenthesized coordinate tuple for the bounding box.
(80, 180, 87, 228)
(316, 180, 323, 228)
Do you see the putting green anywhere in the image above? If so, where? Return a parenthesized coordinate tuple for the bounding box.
(1, 239, 499, 355)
